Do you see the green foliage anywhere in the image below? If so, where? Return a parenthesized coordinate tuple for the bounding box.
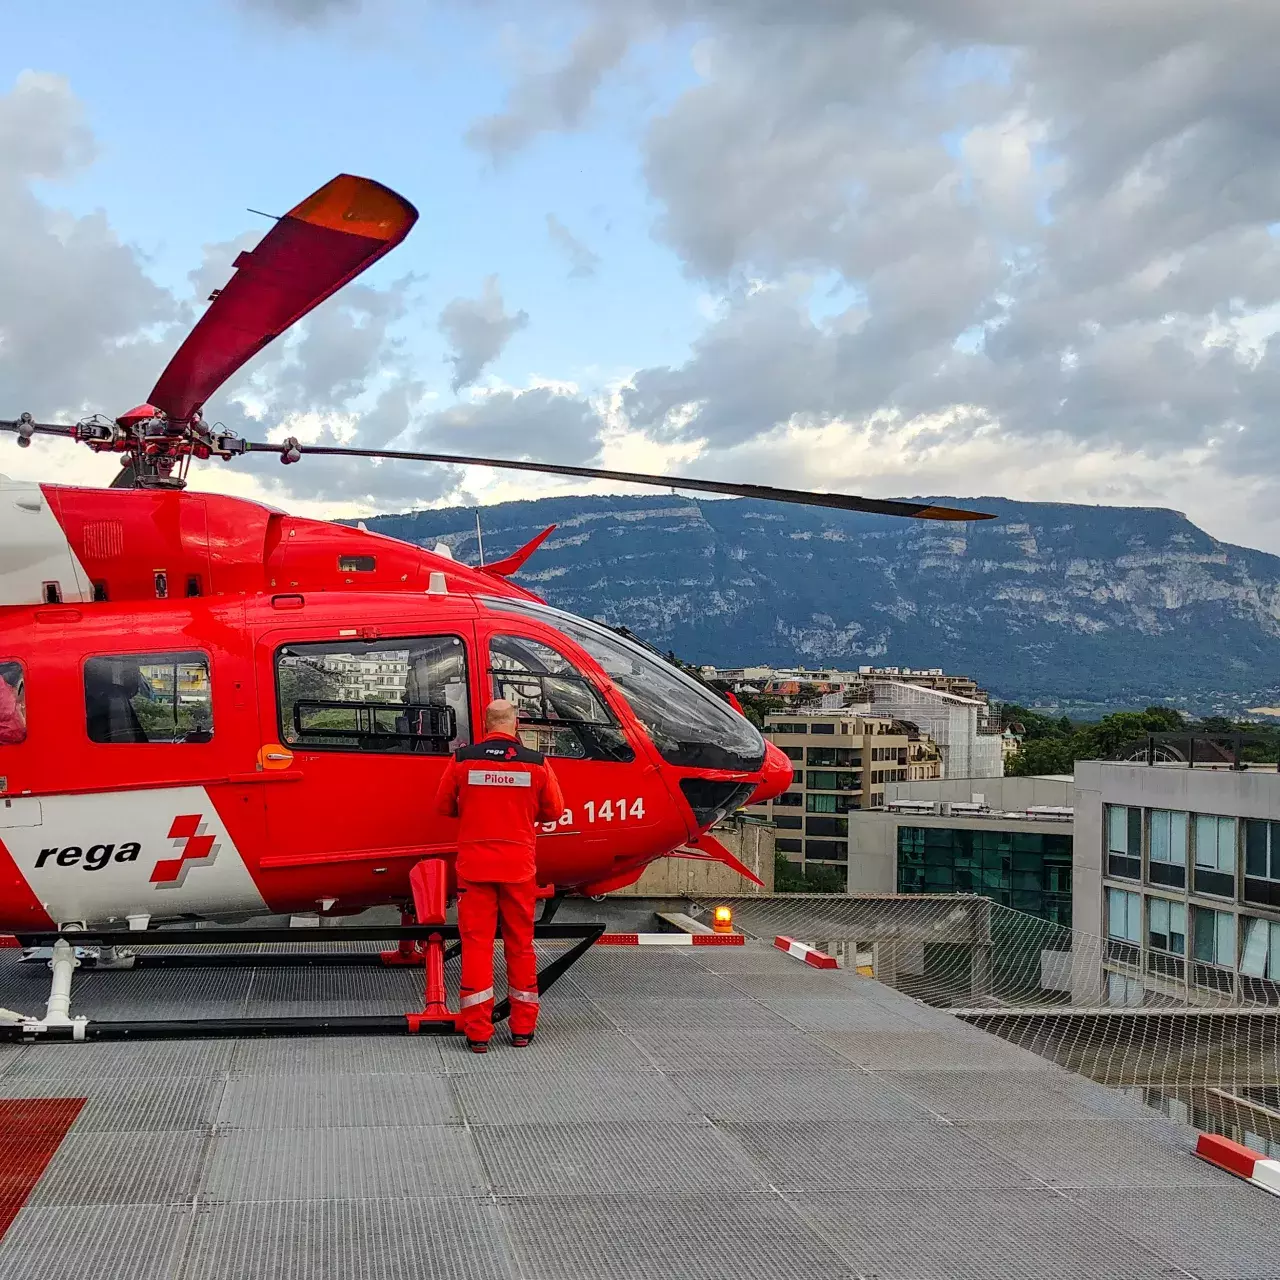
(773, 851, 846, 894)
(996, 703, 1280, 774)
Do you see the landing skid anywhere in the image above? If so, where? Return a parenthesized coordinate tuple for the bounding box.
(1, 922, 604, 1043)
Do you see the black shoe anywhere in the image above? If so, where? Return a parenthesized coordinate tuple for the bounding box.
(467, 1038, 489, 1054)
(511, 1032, 534, 1048)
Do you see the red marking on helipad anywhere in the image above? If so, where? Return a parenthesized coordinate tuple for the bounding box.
(0, 1098, 86, 1239)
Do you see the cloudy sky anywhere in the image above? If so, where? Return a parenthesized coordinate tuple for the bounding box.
(4, 1, 1280, 547)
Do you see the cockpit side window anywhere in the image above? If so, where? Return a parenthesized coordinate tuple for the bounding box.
(489, 633, 634, 762)
(481, 597, 766, 771)
(0, 660, 26, 745)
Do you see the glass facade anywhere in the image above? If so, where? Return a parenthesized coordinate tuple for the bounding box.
(897, 826, 1072, 926)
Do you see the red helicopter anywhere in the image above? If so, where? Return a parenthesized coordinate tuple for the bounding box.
(0, 175, 991, 1037)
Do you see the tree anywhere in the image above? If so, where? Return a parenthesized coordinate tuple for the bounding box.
(1005, 737, 1076, 776)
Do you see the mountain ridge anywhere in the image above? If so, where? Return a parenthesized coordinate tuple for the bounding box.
(353, 494, 1280, 714)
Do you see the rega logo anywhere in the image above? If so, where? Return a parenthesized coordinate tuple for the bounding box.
(35, 843, 142, 871)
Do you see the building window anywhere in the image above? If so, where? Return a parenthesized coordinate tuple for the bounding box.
(276, 635, 468, 755)
(776, 838, 802, 854)
(806, 746, 859, 767)
(1243, 820, 1280, 909)
(774, 814, 803, 830)
(806, 792, 856, 814)
(1107, 888, 1141, 942)
(805, 815, 848, 838)
(807, 769, 859, 792)
(1240, 915, 1280, 989)
(774, 791, 803, 807)
(1192, 906, 1236, 969)
(897, 826, 1072, 925)
(1105, 805, 1141, 880)
(1148, 897, 1187, 954)
(804, 839, 847, 861)
(792, 769, 804, 784)
(772, 722, 807, 734)
(810, 722, 835, 735)
(1107, 971, 1144, 1007)
(1195, 814, 1238, 899)
(1147, 810, 1187, 889)
(1146, 896, 1187, 981)
(85, 652, 213, 745)
(0, 660, 26, 745)
(782, 745, 805, 762)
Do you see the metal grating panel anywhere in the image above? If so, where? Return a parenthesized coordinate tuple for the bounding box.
(963, 1118, 1233, 1189)
(452, 1069, 699, 1125)
(721, 971, 861, 1000)
(0, 1076, 224, 1133)
(761, 997, 924, 1031)
(723, 1119, 1036, 1191)
(818, 1030, 1059, 1072)
(792, 1188, 1186, 1280)
(202, 1126, 490, 1201)
(1066, 1186, 1280, 1280)
(604, 997, 793, 1031)
(439, 1028, 649, 1076)
(500, 1192, 853, 1280)
(229, 1036, 444, 1078)
(873, 1068, 1110, 1120)
(217, 1073, 460, 1130)
(472, 1120, 769, 1195)
(668, 1066, 939, 1123)
(567, 968, 747, 1000)
(0, 1204, 194, 1280)
(628, 1028, 854, 1072)
(27, 1130, 207, 1207)
(184, 1197, 519, 1280)
(1, 1040, 234, 1083)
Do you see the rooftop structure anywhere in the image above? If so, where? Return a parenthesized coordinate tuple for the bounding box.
(0, 905, 1273, 1278)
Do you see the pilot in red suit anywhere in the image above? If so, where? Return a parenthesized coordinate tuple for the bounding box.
(435, 699, 564, 1052)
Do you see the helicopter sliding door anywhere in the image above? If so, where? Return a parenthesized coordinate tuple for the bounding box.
(257, 624, 475, 887)
(480, 620, 685, 889)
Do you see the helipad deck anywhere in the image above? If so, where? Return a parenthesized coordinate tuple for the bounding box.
(0, 939, 1274, 1279)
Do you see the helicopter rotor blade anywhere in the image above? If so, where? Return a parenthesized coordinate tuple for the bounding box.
(147, 175, 418, 425)
(244, 439, 994, 521)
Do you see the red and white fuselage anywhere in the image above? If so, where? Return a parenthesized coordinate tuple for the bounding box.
(0, 480, 790, 931)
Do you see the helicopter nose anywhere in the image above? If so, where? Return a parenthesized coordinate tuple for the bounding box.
(745, 740, 793, 806)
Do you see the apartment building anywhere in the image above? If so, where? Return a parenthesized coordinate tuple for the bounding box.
(1074, 760, 1280, 1006)
(746, 711, 911, 887)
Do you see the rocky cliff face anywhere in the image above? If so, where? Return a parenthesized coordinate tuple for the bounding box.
(358, 495, 1280, 713)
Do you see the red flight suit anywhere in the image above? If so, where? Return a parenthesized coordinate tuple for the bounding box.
(434, 731, 565, 1043)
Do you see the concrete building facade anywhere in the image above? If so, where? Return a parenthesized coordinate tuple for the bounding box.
(1074, 761, 1280, 1006)
(746, 711, 911, 886)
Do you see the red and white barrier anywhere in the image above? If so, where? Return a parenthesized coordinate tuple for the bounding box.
(1196, 1133, 1280, 1196)
(597, 932, 744, 946)
(774, 935, 839, 969)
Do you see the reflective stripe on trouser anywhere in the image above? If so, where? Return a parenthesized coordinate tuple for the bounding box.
(457, 877, 540, 1041)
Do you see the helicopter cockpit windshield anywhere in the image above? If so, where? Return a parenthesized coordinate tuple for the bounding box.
(482, 597, 766, 772)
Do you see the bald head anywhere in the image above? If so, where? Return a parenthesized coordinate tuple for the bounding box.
(485, 699, 519, 736)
